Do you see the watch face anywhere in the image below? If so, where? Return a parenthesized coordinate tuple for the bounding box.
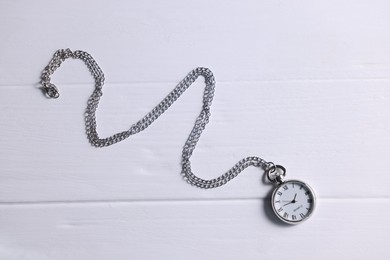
(271, 180, 316, 224)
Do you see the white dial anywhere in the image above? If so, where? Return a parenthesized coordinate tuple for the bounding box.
(271, 180, 316, 224)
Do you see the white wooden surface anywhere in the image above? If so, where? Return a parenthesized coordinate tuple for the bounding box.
(1, 0, 390, 259)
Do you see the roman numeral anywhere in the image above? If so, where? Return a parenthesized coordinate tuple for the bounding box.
(283, 212, 289, 218)
(292, 215, 297, 220)
(278, 207, 283, 212)
(300, 213, 305, 219)
(283, 185, 288, 190)
(300, 185, 303, 190)
(307, 199, 313, 203)
(277, 191, 282, 196)
(305, 191, 310, 195)
(292, 183, 295, 188)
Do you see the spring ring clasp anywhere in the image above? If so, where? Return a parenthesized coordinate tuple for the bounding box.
(43, 83, 60, 99)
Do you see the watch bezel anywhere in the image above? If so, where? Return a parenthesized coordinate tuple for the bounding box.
(271, 179, 316, 224)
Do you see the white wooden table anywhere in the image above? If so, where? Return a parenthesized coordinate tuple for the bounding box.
(1, 1, 390, 259)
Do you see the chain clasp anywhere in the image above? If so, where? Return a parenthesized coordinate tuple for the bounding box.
(43, 83, 60, 99)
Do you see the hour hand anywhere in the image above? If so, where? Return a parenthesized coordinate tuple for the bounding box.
(292, 193, 297, 202)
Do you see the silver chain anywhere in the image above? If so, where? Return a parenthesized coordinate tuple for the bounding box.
(41, 49, 276, 189)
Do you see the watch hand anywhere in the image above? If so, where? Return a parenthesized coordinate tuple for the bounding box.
(283, 193, 298, 206)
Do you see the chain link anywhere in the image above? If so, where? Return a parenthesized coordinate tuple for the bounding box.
(41, 48, 274, 188)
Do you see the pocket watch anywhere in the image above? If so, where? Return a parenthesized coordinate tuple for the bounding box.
(267, 165, 316, 224)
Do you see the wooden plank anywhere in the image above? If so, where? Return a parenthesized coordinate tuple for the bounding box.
(1, 0, 390, 86)
(1, 80, 390, 202)
(0, 199, 388, 260)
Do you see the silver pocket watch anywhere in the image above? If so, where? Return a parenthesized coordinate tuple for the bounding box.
(266, 165, 316, 224)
